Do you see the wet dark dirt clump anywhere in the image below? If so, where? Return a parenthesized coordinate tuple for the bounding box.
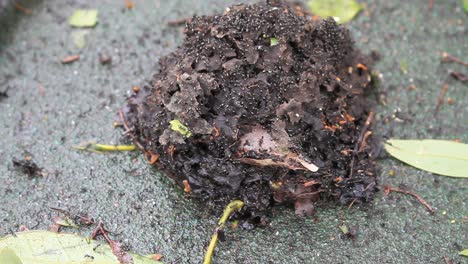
(12, 157, 44, 178)
(120, 2, 378, 219)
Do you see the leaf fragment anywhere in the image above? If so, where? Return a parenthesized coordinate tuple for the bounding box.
(384, 139, 468, 178)
(270, 37, 278, 46)
(169, 120, 192, 138)
(338, 224, 349, 234)
(55, 217, 80, 229)
(69, 9, 98, 28)
(71, 30, 89, 49)
(460, 249, 468, 256)
(307, 0, 363, 24)
(399, 59, 408, 74)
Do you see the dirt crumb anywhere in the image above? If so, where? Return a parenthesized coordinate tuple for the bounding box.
(12, 157, 44, 178)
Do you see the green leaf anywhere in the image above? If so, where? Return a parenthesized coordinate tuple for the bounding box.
(384, 139, 468, 178)
(464, 0, 468, 13)
(0, 231, 163, 264)
(169, 120, 192, 138)
(69, 9, 98, 28)
(307, 0, 363, 24)
(460, 249, 468, 256)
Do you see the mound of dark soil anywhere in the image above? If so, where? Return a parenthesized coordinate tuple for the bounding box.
(120, 2, 378, 219)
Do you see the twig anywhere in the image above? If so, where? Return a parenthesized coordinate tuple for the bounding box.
(444, 256, 453, 264)
(349, 111, 375, 177)
(203, 200, 244, 264)
(441, 52, 468, 67)
(434, 83, 448, 115)
(49, 207, 95, 225)
(13, 1, 32, 14)
(61, 55, 80, 64)
(450, 71, 468, 82)
(384, 185, 435, 214)
(118, 109, 144, 151)
(91, 222, 133, 263)
(72, 142, 136, 153)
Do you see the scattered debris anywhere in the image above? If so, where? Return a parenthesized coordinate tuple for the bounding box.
(18, 225, 29, 232)
(306, 0, 363, 24)
(204, 200, 244, 264)
(121, 2, 378, 217)
(384, 185, 435, 213)
(132, 86, 141, 93)
(0, 87, 8, 102)
(148, 254, 163, 261)
(338, 223, 358, 239)
(182, 179, 192, 193)
(99, 54, 112, 65)
(125, 0, 135, 9)
(12, 157, 44, 178)
(69, 9, 99, 28)
(61, 55, 80, 64)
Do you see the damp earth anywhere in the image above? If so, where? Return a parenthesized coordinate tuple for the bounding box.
(120, 2, 379, 221)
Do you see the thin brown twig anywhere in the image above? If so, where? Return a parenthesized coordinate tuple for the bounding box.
(349, 111, 375, 178)
(450, 71, 468, 82)
(444, 256, 453, 264)
(441, 52, 468, 67)
(49, 207, 95, 225)
(384, 185, 435, 214)
(118, 109, 144, 151)
(13, 1, 32, 14)
(434, 83, 448, 115)
(91, 222, 111, 241)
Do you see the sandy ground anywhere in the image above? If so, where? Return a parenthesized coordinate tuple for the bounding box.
(0, 0, 466, 263)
